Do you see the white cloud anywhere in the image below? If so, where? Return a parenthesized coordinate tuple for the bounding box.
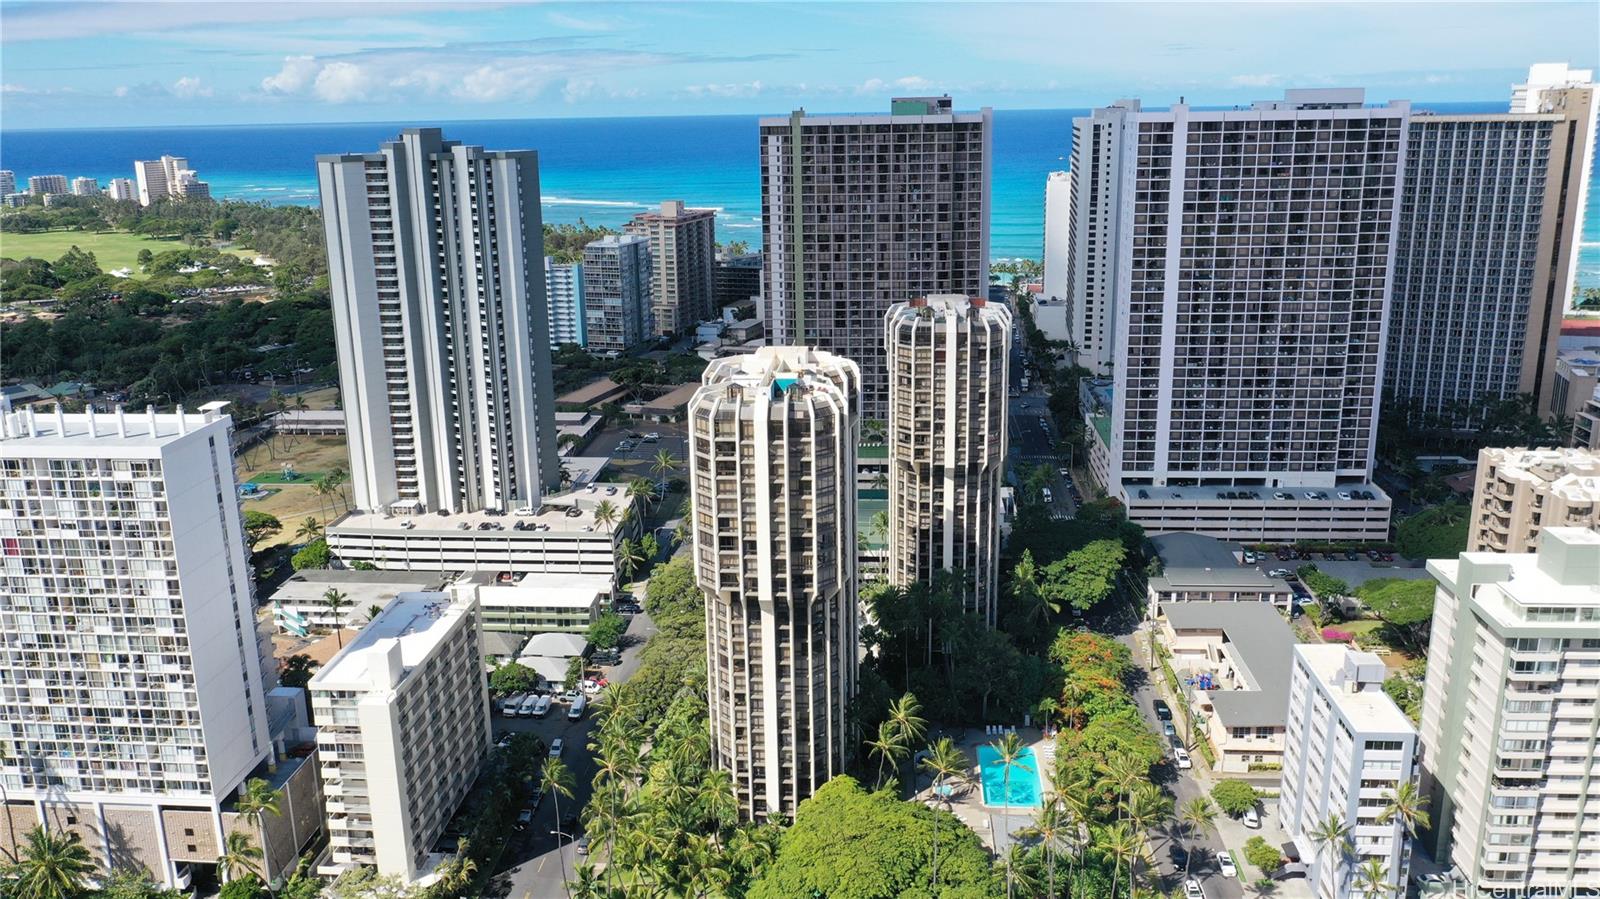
(1229, 73, 1283, 88)
(171, 76, 211, 98)
(261, 56, 319, 95)
(313, 61, 375, 103)
(857, 75, 936, 95)
(684, 80, 765, 99)
(455, 65, 532, 103)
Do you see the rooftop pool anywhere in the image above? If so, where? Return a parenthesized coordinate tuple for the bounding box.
(977, 743, 1042, 808)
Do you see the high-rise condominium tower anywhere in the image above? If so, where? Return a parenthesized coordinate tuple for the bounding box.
(1064, 100, 1140, 374)
(318, 128, 559, 516)
(582, 234, 653, 354)
(106, 177, 137, 202)
(1419, 528, 1600, 893)
(624, 200, 717, 336)
(1386, 64, 1596, 424)
(71, 176, 100, 196)
(133, 155, 204, 206)
(1083, 89, 1404, 541)
(689, 347, 860, 820)
(27, 174, 68, 196)
(884, 295, 1010, 625)
(760, 96, 990, 419)
(0, 405, 273, 887)
(0, 170, 14, 195)
(544, 257, 586, 349)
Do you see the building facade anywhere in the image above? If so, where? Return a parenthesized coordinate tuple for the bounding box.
(624, 200, 717, 336)
(1065, 100, 1140, 375)
(1092, 89, 1405, 540)
(1385, 66, 1597, 425)
(106, 177, 137, 202)
(1469, 447, 1600, 553)
(27, 174, 69, 196)
(1041, 170, 1071, 308)
(1281, 645, 1419, 899)
(0, 170, 14, 196)
(714, 252, 762, 308)
(310, 592, 491, 882)
(0, 406, 275, 888)
(690, 347, 860, 820)
(884, 295, 1010, 625)
(318, 128, 560, 516)
(71, 176, 100, 196)
(582, 234, 653, 355)
(133, 156, 206, 206)
(1419, 528, 1600, 892)
(544, 257, 586, 349)
(760, 96, 990, 420)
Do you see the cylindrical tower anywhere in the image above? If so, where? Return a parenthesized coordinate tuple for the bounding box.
(689, 346, 860, 821)
(884, 294, 1011, 626)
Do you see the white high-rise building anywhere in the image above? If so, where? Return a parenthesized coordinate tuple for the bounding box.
(71, 176, 100, 196)
(624, 200, 717, 336)
(1085, 89, 1403, 541)
(1065, 100, 1140, 375)
(1041, 170, 1071, 305)
(318, 128, 559, 516)
(761, 96, 991, 420)
(582, 234, 652, 354)
(1512, 62, 1597, 112)
(0, 405, 274, 887)
(106, 177, 137, 202)
(1281, 645, 1419, 899)
(544, 257, 587, 349)
(134, 155, 191, 206)
(310, 591, 490, 882)
(0, 170, 14, 196)
(884, 294, 1010, 625)
(1419, 527, 1600, 892)
(27, 174, 68, 196)
(1468, 447, 1600, 554)
(174, 169, 211, 200)
(1386, 65, 1597, 424)
(690, 347, 860, 821)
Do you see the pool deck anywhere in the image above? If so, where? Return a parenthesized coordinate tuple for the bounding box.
(914, 725, 1055, 854)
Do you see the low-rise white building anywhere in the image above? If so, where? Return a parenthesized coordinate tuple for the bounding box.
(1281, 645, 1419, 899)
(310, 592, 491, 883)
(327, 482, 641, 578)
(452, 570, 612, 635)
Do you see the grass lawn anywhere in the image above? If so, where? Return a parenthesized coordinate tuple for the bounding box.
(0, 229, 247, 276)
(235, 436, 352, 550)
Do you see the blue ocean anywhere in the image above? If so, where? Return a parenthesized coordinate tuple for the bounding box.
(2, 105, 1596, 287)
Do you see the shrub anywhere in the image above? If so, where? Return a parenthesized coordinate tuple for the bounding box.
(1243, 835, 1283, 873)
(290, 538, 330, 570)
(1321, 627, 1354, 643)
(1211, 779, 1260, 816)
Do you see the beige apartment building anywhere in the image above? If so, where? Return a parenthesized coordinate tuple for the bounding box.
(884, 295, 1011, 626)
(1469, 447, 1600, 553)
(689, 347, 860, 821)
(1419, 528, 1600, 892)
(624, 200, 717, 336)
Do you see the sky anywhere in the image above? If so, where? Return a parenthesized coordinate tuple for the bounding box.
(1, 1, 1597, 130)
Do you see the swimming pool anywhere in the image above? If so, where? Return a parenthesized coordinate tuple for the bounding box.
(977, 744, 1042, 808)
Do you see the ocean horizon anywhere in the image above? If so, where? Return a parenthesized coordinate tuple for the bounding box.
(2, 104, 1597, 286)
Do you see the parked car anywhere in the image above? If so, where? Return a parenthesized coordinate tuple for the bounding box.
(549, 738, 564, 758)
(1184, 878, 1205, 899)
(575, 834, 592, 856)
(1268, 568, 1291, 578)
(1162, 721, 1177, 740)
(1243, 806, 1261, 829)
(1218, 852, 1238, 878)
(496, 733, 514, 750)
(515, 809, 533, 831)
(1153, 699, 1172, 721)
(1344, 551, 1360, 561)
(1173, 746, 1192, 770)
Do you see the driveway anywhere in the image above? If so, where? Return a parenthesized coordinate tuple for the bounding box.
(489, 609, 658, 898)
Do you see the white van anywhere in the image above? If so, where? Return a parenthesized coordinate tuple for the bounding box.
(567, 693, 588, 721)
(518, 694, 544, 718)
(501, 693, 527, 719)
(1041, 487, 1054, 504)
(530, 695, 553, 719)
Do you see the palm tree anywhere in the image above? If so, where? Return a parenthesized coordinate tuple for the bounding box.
(1376, 781, 1430, 839)
(1098, 821, 1140, 899)
(1123, 782, 1172, 889)
(543, 756, 578, 899)
(867, 720, 910, 790)
(650, 449, 679, 485)
(1099, 753, 1146, 823)
(1179, 796, 1218, 878)
(10, 826, 95, 899)
(217, 829, 263, 883)
(593, 500, 620, 535)
(313, 477, 336, 521)
(885, 693, 927, 785)
(367, 603, 384, 622)
(323, 588, 350, 647)
(236, 778, 284, 890)
(294, 516, 322, 542)
(919, 737, 972, 893)
(1025, 800, 1071, 898)
(616, 538, 647, 583)
(1307, 812, 1352, 890)
(990, 731, 1032, 897)
(626, 477, 655, 509)
(1352, 857, 1396, 898)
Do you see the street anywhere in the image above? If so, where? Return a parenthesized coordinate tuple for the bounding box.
(489, 608, 658, 899)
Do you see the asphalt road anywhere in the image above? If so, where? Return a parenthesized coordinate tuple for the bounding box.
(489, 609, 659, 899)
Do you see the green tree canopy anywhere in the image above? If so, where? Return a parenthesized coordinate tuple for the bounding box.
(1211, 779, 1260, 817)
(748, 775, 1001, 899)
(1038, 539, 1127, 613)
(488, 662, 538, 695)
(1243, 835, 1283, 873)
(1357, 578, 1436, 651)
(290, 538, 330, 571)
(588, 612, 627, 651)
(242, 510, 282, 550)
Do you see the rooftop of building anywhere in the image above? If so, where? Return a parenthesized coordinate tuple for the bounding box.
(1479, 447, 1600, 499)
(311, 592, 469, 692)
(892, 293, 1012, 324)
(1430, 528, 1600, 627)
(759, 95, 988, 126)
(518, 631, 589, 660)
(1160, 600, 1297, 728)
(266, 568, 450, 610)
(1293, 644, 1415, 735)
(455, 570, 613, 606)
(1124, 481, 1390, 505)
(556, 377, 628, 406)
(1152, 533, 1239, 568)
(638, 382, 701, 414)
(0, 403, 231, 450)
(700, 346, 857, 394)
(585, 233, 649, 249)
(329, 482, 637, 535)
(626, 200, 716, 222)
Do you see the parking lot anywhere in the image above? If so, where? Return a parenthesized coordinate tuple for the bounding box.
(584, 422, 689, 482)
